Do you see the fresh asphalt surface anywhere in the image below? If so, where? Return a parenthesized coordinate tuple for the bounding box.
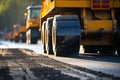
(0, 40, 120, 77)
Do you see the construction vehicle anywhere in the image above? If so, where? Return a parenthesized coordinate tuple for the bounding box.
(4, 32, 14, 41)
(19, 24, 26, 42)
(40, 0, 120, 56)
(13, 24, 20, 42)
(25, 5, 41, 44)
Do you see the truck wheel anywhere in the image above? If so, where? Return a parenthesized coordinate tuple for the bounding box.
(116, 12, 120, 56)
(15, 36, 19, 42)
(21, 32, 26, 43)
(99, 46, 115, 55)
(117, 27, 120, 56)
(52, 15, 81, 56)
(45, 17, 54, 55)
(27, 28, 39, 44)
(26, 29, 29, 44)
(41, 21, 47, 53)
(84, 45, 98, 53)
(117, 49, 120, 56)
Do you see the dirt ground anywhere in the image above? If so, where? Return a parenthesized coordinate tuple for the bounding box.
(0, 49, 119, 80)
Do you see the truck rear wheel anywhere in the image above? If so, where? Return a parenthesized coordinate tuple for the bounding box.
(84, 45, 98, 53)
(26, 28, 39, 44)
(15, 36, 19, 42)
(117, 29, 120, 56)
(99, 46, 115, 55)
(21, 32, 26, 43)
(45, 17, 54, 55)
(52, 15, 81, 56)
(41, 21, 47, 53)
(117, 15, 120, 56)
(117, 49, 120, 56)
(117, 37, 120, 56)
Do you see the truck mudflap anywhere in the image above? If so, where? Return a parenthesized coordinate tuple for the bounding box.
(52, 15, 81, 56)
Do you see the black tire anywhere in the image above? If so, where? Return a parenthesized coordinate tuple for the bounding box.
(116, 12, 120, 56)
(116, 28, 120, 56)
(15, 36, 19, 42)
(26, 28, 39, 44)
(52, 15, 81, 56)
(84, 45, 98, 53)
(45, 17, 54, 55)
(21, 32, 26, 43)
(99, 46, 115, 55)
(10, 38, 14, 41)
(41, 21, 47, 53)
(117, 49, 120, 56)
(117, 31, 120, 56)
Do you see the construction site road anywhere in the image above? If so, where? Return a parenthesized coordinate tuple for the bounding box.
(0, 49, 119, 80)
(0, 40, 120, 80)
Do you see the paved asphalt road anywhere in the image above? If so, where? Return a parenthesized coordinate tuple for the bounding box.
(0, 40, 120, 77)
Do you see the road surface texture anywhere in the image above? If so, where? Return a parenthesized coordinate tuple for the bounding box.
(1, 40, 120, 77)
(52, 54, 120, 77)
(0, 49, 119, 80)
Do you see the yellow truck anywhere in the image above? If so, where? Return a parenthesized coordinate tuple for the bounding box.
(26, 5, 41, 44)
(40, 0, 120, 56)
(19, 24, 26, 42)
(4, 32, 14, 41)
(13, 24, 20, 42)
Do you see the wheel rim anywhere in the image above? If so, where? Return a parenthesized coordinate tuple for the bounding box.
(52, 21, 57, 56)
(45, 18, 54, 54)
(42, 22, 47, 53)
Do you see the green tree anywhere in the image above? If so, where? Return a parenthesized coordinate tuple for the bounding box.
(0, 0, 41, 32)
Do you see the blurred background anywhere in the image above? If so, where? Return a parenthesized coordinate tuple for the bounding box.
(0, 0, 41, 39)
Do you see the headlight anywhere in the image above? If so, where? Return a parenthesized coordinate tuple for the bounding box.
(29, 22, 33, 25)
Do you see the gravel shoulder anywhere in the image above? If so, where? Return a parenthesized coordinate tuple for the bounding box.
(0, 49, 119, 80)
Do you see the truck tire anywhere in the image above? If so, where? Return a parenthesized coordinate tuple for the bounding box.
(117, 49, 120, 56)
(21, 32, 26, 43)
(52, 15, 81, 56)
(99, 46, 115, 55)
(116, 40, 120, 56)
(117, 14, 120, 56)
(84, 45, 98, 53)
(27, 28, 39, 44)
(117, 28, 120, 56)
(45, 17, 54, 55)
(41, 21, 47, 53)
(15, 36, 19, 42)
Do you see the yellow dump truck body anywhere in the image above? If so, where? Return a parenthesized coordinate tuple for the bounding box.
(26, 18, 39, 29)
(41, 0, 120, 18)
(19, 25, 26, 33)
(25, 5, 41, 44)
(26, 6, 41, 30)
(39, 0, 120, 56)
(40, 0, 120, 45)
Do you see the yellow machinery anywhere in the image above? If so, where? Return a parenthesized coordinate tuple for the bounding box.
(13, 24, 20, 42)
(26, 5, 41, 44)
(40, 0, 120, 56)
(4, 32, 14, 41)
(19, 24, 26, 42)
